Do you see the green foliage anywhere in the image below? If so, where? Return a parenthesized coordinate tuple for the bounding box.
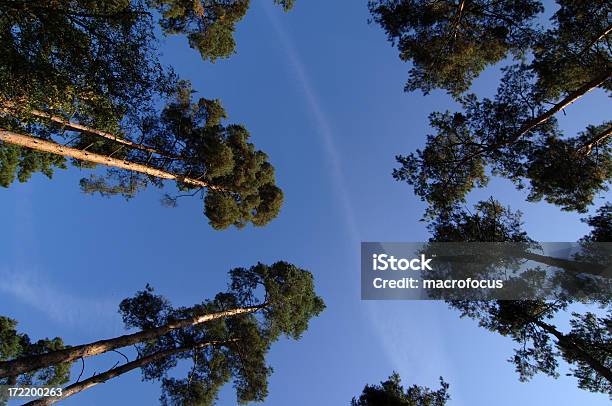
(0, 0, 165, 114)
(152, 0, 249, 62)
(200, 126, 284, 229)
(531, 0, 611, 100)
(117, 261, 324, 405)
(395, 66, 611, 214)
(80, 82, 283, 228)
(393, 108, 488, 214)
(581, 204, 612, 244)
(0, 142, 66, 187)
(151, 0, 294, 62)
(564, 311, 612, 393)
(428, 200, 612, 393)
(376, 0, 612, 395)
(428, 199, 531, 243)
(368, 0, 542, 96)
(452, 300, 564, 381)
(0, 316, 70, 387)
(1, 1, 292, 227)
(351, 372, 450, 406)
(379, 0, 610, 215)
(228, 262, 326, 339)
(1, 262, 323, 405)
(0, 0, 166, 184)
(574, 203, 612, 266)
(525, 122, 612, 212)
(450, 300, 612, 394)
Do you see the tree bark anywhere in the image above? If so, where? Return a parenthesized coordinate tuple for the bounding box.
(0, 303, 265, 379)
(24, 340, 234, 406)
(452, 0, 466, 39)
(435, 252, 609, 277)
(511, 69, 611, 142)
(578, 24, 612, 58)
(518, 251, 609, 277)
(0, 102, 177, 158)
(526, 315, 612, 385)
(577, 124, 611, 156)
(456, 69, 611, 166)
(0, 128, 226, 191)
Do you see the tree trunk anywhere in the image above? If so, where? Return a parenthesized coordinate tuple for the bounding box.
(578, 24, 612, 57)
(511, 69, 611, 142)
(518, 251, 609, 277)
(24, 340, 233, 406)
(0, 303, 265, 379)
(1, 102, 176, 158)
(456, 69, 611, 166)
(452, 0, 466, 39)
(527, 316, 612, 385)
(0, 128, 225, 191)
(577, 125, 611, 156)
(435, 252, 609, 277)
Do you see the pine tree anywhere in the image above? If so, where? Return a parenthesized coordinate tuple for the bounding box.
(368, 0, 543, 96)
(351, 372, 450, 406)
(0, 0, 292, 228)
(427, 199, 612, 394)
(0, 262, 325, 405)
(370, 1, 611, 214)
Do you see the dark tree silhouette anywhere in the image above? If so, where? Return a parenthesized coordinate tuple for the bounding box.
(351, 372, 450, 406)
(428, 199, 612, 394)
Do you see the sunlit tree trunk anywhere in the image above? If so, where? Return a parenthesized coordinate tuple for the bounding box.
(578, 125, 612, 156)
(24, 340, 234, 406)
(0, 128, 225, 190)
(0, 303, 265, 379)
(512, 70, 611, 141)
(458, 69, 612, 165)
(1, 102, 175, 157)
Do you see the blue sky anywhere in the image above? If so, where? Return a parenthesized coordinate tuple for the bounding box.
(1, 1, 610, 405)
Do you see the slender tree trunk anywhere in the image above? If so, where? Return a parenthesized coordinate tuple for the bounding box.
(518, 251, 609, 277)
(456, 69, 611, 166)
(0, 303, 265, 379)
(578, 24, 612, 57)
(452, 0, 466, 39)
(526, 315, 612, 385)
(0, 128, 225, 191)
(1, 102, 176, 158)
(435, 252, 609, 277)
(24, 340, 233, 406)
(577, 124, 611, 156)
(511, 69, 611, 142)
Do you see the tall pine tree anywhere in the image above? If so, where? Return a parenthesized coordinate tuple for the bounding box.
(0, 262, 325, 405)
(0, 0, 292, 228)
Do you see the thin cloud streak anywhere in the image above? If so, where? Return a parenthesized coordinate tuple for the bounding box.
(0, 267, 120, 332)
(3, 188, 120, 334)
(262, 4, 360, 244)
(261, 6, 458, 391)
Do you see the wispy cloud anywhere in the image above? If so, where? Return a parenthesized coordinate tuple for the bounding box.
(365, 302, 453, 374)
(262, 7, 460, 393)
(2, 187, 120, 334)
(0, 267, 120, 332)
(262, 4, 360, 244)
